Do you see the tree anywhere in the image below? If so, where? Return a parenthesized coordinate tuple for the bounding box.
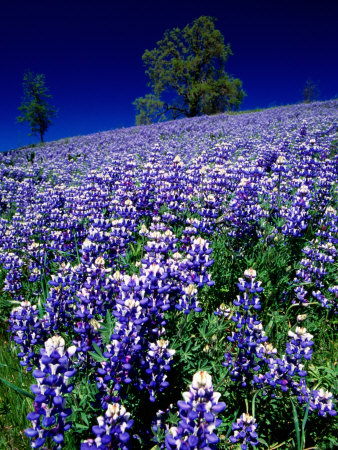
(133, 16, 245, 125)
(303, 79, 320, 103)
(132, 94, 166, 125)
(17, 71, 57, 142)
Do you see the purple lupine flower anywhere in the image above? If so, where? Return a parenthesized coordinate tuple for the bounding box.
(292, 205, 338, 308)
(151, 406, 173, 445)
(214, 303, 231, 318)
(309, 388, 337, 417)
(261, 325, 313, 398)
(286, 327, 314, 365)
(144, 339, 175, 402)
(165, 371, 226, 449)
(8, 300, 46, 370)
(229, 413, 259, 449)
(25, 336, 76, 449)
(81, 402, 133, 449)
(2, 252, 24, 294)
(224, 269, 268, 386)
(281, 184, 312, 238)
(95, 272, 149, 406)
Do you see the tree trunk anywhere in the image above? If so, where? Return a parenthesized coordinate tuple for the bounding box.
(40, 131, 44, 143)
(188, 107, 198, 117)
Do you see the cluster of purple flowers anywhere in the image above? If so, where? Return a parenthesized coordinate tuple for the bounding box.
(165, 371, 226, 449)
(260, 322, 336, 417)
(281, 183, 313, 237)
(224, 269, 336, 419)
(224, 268, 269, 386)
(229, 413, 259, 449)
(81, 403, 133, 449)
(293, 205, 338, 308)
(94, 214, 214, 408)
(2, 251, 24, 295)
(9, 300, 46, 370)
(25, 336, 77, 449)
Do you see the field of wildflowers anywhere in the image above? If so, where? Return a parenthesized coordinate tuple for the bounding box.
(0, 100, 337, 449)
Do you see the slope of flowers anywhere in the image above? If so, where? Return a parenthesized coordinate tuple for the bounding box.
(0, 100, 337, 448)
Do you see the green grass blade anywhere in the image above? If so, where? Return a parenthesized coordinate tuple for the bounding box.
(0, 362, 21, 372)
(291, 399, 301, 450)
(0, 375, 34, 399)
(301, 394, 312, 449)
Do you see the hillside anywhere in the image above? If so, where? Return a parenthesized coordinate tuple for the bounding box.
(2, 100, 337, 178)
(0, 100, 337, 449)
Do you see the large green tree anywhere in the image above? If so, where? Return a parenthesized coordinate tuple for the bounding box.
(17, 71, 57, 142)
(134, 16, 245, 125)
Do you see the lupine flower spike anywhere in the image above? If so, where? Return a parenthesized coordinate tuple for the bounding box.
(165, 371, 226, 449)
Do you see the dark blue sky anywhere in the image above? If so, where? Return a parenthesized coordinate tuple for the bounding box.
(1, 0, 337, 151)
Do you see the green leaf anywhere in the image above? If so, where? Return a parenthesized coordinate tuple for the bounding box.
(80, 412, 89, 426)
(73, 423, 88, 431)
(301, 395, 311, 448)
(88, 351, 105, 363)
(92, 341, 103, 357)
(291, 399, 301, 450)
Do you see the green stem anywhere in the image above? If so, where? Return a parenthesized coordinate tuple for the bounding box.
(73, 229, 81, 264)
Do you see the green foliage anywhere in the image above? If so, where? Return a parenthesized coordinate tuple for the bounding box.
(0, 337, 33, 449)
(134, 16, 245, 124)
(167, 310, 230, 386)
(65, 373, 100, 448)
(0, 266, 13, 325)
(291, 397, 311, 450)
(132, 94, 166, 125)
(17, 71, 57, 142)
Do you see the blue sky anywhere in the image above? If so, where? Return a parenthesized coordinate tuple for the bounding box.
(1, 0, 337, 151)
